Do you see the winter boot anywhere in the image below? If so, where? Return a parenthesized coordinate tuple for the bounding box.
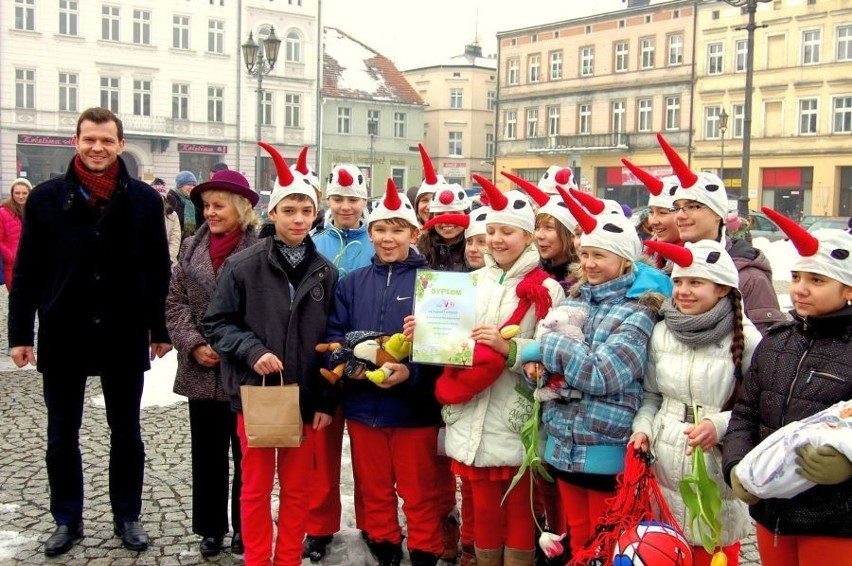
(440, 508, 461, 562)
(302, 534, 333, 563)
(474, 546, 504, 566)
(459, 544, 477, 566)
(366, 539, 403, 566)
(409, 549, 441, 566)
(504, 547, 536, 566)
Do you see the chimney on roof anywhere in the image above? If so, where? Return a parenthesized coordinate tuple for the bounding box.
(465, 43, 482, 57)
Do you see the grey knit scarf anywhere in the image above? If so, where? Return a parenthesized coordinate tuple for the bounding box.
(661, 296, 734, 347)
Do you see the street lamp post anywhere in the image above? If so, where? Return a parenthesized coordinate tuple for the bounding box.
(242, 27, 281, 190)
(719, 108, 729, 184)
(723, 0, 771, 218)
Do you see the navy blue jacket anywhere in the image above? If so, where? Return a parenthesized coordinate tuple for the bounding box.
(327, 249, 441, 428)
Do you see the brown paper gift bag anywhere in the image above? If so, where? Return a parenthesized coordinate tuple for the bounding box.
(240, 372, 303, 448)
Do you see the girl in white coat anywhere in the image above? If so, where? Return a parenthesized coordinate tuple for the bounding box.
(631, 239, 762, 566)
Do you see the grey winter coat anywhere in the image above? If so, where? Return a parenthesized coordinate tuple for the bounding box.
(166, 224, 258, 401)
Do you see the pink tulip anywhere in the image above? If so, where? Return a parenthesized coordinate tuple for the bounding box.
(538, 532, 566, 558)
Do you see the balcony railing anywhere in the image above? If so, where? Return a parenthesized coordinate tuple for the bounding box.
(527, 133, 630, 152)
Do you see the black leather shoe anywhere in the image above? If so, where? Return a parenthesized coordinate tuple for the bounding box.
(113, 520, 149, 551)
(302, 534, 333, 562)
(231, 532, 244, 554)
(44, 523, 83, 556)
(199, 535, 223, 558)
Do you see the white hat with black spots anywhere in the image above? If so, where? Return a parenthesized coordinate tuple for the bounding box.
(326, 164, 368, 199)
(658, 133, 729, 224)
(259, 141, 317, 212)
(430, 183, 471, 214)
(291, 146, 321, 191)
(538, 165, 576, 195)
(369, 179, 420, 229)
(472, 174, 535, 233)
(465, 206, 491, 239)
(557, 186, 641, 261)
(647, 239, 738, 289)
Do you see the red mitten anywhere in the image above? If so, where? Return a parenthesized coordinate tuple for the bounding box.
(435, 343, 505, 404)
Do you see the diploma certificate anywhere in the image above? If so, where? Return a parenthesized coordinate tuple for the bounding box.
(411, 270, 478, 367)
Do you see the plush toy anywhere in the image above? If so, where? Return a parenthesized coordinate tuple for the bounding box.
(536, 305, 588, 342)
(316, 331, 411, 385)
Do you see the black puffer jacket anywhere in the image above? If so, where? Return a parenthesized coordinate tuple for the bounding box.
(723, 305, 852, 537)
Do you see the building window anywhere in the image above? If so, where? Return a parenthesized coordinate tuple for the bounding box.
(367, 109, 380, 135)
(547, 106, 560, 136)
(208, 86, 224, 122)
(101, 77, 120, 113)
(504, 110, 517, 139)
(102, 5, 120, 41)
(611, 101, 625, 133)
(550, 51, 563, 80)
(837, 25, 852, 61)
(58, 72, 78, 112)
(615, 41, 629, 73)
(449, 132, 463, 157)
(337, 107, 351, 134)
(208, 20, 225, 54)
(132, 9, 151, 45)
(665, 96, 680, 130)
(391, 168, 406, 189)
(735, 39, 748, 72)
(581, 46, 594, 76)
(487, 90, 496, 111)
(802, 29, 821, 64)
(526, 108, 538, 138)
(286, 31, 301, 62)
(579, 104, 591, 134)
(172, 83, 188, 120)
(393, 112, 406, 138)
(637, 98, 652, 132)
(59, 0, 79, 36)
(133, 79, 151, 116)
(261, 91, 273, 126)
(733, 103, 744, 138)
(450, 88, 463, 109)
(507, 58, 519, 85)
(705, 106, 722, 139)
(799, 98, 819, 134)
(640, 37, 655, 69)
(485, 133, 495, 159)
(15, 0, 35, 31)
(707, 42, 724, 75)
(173, 15, 190, 50)
(529, 54, 541, 82)
(15, 68, 35, 109)
(668, 34, 683, 66)
(833, 96, 852, 133)
(284, 94, 301, 128)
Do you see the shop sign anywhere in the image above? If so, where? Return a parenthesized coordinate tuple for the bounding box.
(18, 134, 74, 146)
(178, 143, 227, 154)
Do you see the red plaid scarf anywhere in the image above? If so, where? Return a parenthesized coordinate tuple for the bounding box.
(72, 155, 120, 205)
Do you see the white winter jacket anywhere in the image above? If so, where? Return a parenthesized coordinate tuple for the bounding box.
(443, 245, 564, 467)
(632, 316, 762, 547)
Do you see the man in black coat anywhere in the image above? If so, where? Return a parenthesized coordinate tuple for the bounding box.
(8, 107, 172, 556)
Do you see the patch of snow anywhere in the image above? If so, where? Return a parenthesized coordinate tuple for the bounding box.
(0, 531, 36, 561)
(91, 350, 185, 409)
(0, 504, 19, 514)
(751, 237, 796, 281)
(325, 29, 388, 96)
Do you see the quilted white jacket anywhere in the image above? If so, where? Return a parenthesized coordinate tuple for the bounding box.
(443, 245, 564, 467)
(632, 316, 762, 547)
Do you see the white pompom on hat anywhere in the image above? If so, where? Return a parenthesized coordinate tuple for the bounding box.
(644, 239, 739, 289)
(538, 165, 576, 195)
(429, 183, 470, 213)
(368, 179, 420, 229)
(259, 141, 317, 213)
(559, 186, 641, 261)
(658, 133, 729, 226)
(763, 207, 852, 287)
(326, 164, 368, 199)
(472, 174, 535, 234)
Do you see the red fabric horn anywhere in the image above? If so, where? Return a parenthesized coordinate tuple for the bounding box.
(295, 146, 310, 175)
(384, 178, 402, 210)
(622, 158, 664, 196)
(421, 214, 470, 231)
(472, 174, 508, 211)
(569, 188, 605, 215)
(418, 143, 438, 185)
(643, 240, 694, 268)
(501, 171, 550, 207)
(556, 185, 596, 234)
(761, 207, 819, 257)
(258, 141, 294, 186)
(657, 133, 698, 188)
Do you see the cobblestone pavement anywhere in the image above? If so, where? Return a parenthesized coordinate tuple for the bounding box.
(0, 296, 762, 565)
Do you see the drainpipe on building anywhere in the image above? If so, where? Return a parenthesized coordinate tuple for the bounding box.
(494, 38, 501, 185)
(686, 0, 699, 168)
(235, 0, 242, 172)
(316, 0, 323, 183)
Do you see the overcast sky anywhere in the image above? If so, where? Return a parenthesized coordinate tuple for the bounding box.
(322, 0, 630, 71)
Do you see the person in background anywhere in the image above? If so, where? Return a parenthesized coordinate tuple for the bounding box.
(723, 209, 852, 566)
(0, 177, 32, 291)
(210, 162, 229, 180)
(413, 144, 448, 225)
(168, 170, 200, 239)
(8, 107, 172, 556)
(203, 142, 338, 566)
(151, 178, 181, 269)
(657, 134, 784, 334)
(632, 239, 761, 566)
(463, 206, 489, 271)
(166, 170, 260, 558)
(418, 184, 471, 273)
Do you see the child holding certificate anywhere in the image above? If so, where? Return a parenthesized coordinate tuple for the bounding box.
(431, 174, 563, 565)
(326, 180, 444, 566)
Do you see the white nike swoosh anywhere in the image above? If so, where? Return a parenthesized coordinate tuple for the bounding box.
(396, 296, 411, 301)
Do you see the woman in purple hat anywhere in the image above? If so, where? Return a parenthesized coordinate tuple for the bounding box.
(165, 170, 260, 557)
